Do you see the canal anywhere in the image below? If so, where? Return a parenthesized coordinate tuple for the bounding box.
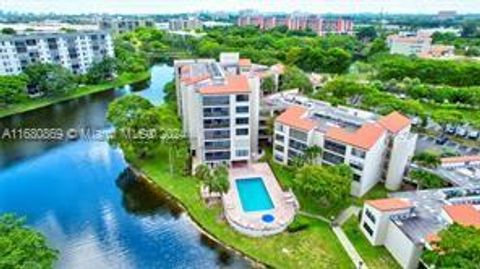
(0, 65, 251, 269)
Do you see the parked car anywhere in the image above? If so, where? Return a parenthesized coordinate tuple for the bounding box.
(445, 124, 456, 134)
(436, 136, 448, 145)
(456, 127, 467, 137)
(468, 130, 479, 140)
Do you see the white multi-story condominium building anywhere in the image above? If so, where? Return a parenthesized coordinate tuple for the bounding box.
(174, 53, 266, 167)
(99, 18, 155, 35)
(360, 186, 480, 269)
(387, 34, 433, 56)
(168, 18, 203, 31)
(0, 31, 114, 76)
(271, 94, 417, 196)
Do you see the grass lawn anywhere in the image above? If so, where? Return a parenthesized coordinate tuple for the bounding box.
(0, 71, 150, 119)
(134, 144, 355, 269)
(342, 217, 401, 269)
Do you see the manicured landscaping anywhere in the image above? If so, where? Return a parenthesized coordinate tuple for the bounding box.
(342, 217, 401, 269)
(0, 71, 150, 119)
(129, 111, 355, 268)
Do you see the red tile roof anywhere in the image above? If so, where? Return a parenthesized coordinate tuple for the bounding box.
(276, 106, 316, 132)
(199, 75, 250, 95)
(181, 74, 211, 85)
(378, 111, 411, 134)
(366, 198, 413, 212)
(443, 205, 480, 228)
(441, 155, 480, 164)
(326, 123, 385, 150)
(239, 58, 252, 67)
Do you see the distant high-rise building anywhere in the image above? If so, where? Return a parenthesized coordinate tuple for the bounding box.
(437, 10, 457, 20)
(168, 18, 203, 31)
(236, 15, 354, 36)
(99, 18, 154, 35)
(0, 30, 114, 76)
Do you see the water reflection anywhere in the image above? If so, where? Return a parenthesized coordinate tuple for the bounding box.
(115, 167, 183, 218)
(0, 64, 252, 269)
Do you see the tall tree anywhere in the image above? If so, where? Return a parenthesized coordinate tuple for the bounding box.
(23, 63, 75, 96)
(294, 164, 352, 207)
(304, 145, 322, 165)
(0, 75, 28, 107)
(0, 214, 58, 269)
(423, 224, 480, 269)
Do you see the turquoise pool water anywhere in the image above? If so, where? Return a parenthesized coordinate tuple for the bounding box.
(236, 177, 274, 212)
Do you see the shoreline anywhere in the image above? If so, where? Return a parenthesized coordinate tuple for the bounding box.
(129, 166, 268, 269)
(0, 71, 151, 119)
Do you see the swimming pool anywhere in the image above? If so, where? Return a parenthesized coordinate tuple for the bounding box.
(236, 177, 274, 212)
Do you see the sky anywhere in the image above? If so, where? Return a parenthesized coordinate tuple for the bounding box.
(0, 0, 479, 15)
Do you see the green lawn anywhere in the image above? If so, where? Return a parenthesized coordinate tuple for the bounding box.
(134, 144, 354, 269)
(0, 71, 150, 119)
(342, 217, 401, 269)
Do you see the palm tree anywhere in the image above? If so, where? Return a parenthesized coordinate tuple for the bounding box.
(211, 165, 230, 195)
(194, 164, 211, 182)
(304, 145, 323, 165)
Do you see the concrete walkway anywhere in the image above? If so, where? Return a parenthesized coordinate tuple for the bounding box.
(335, 205, 362, 226)
(333, 226, 369, 269)
(298, 210, 332, 224)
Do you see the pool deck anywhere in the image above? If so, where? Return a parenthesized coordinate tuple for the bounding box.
(223, 163, 298, 237)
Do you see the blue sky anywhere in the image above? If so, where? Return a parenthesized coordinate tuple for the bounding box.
(1, 0, 478, 14)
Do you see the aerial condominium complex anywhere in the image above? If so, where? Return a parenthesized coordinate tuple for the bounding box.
(0, 31, 114, 75)
(361, 187, 480, 269)
(174, 53, 283, 167)
(387, 33, 455, 58)
(270, 93, 417, 196)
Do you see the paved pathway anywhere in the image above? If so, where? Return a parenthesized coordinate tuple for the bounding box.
(298, 210, 331, 224)
(335, 205, 362, 226)
(333, 226, 369, 269)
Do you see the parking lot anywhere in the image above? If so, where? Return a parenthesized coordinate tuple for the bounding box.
(416, 133, 480, 155)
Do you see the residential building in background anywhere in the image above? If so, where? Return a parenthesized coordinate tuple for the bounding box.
(236, 15, 354, 36)
(437, 10, 457, 20)
(360, 186, 480, 269)
(387, 33, 455, 58)
(269, 92, 417, 197)
(98, 18, 154, 35)
(168, 18, 202, 31)
(0, 30, 114, 75)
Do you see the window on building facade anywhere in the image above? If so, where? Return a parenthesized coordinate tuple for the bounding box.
(203, 96, 229, 106)
(235, 117, 249, 125)
(324, 140, 347, 155)
(363, 222, 374, 236)
(274, 144, 284, 153)
(275, 134, 284, 143)
(365, 209, 376, 224)
(236, 106, 249, 114)
(235, 149, 249, 157)
(323, 151, 345, 164)
(288, 139, 307, 151)
(349, 162, 364, 171)
(236, 128, 249, 136)
(289, 128, 308, 142)
(352, 174, 361, 182)
(236, 94, 249, 102)
(351, 148, 366, 159)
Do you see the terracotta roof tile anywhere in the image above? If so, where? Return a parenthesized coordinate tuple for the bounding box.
(366, 198, 413, 212)
(441, 155, 480, 164)
(276, 106, 316, 132)
(199, 75, 250, 95)
(378, 111, 411, 134)
(443, 205, 480, 228)
(239, 58, 252, 67)
(326, 123, 385, 150)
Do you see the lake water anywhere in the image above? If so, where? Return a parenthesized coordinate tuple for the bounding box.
(0, 65, 251, 269)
